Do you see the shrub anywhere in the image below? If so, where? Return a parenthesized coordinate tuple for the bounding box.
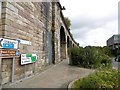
(68, 47, 80, 65)
(68, 46, 111, 69)
(72, 69, 120, 89)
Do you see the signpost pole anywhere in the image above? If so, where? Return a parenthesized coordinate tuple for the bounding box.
(12, 57, 15, 83)
(33, 62, 35, 74)
(0, 58, 2, 90)
(24, 65, 26, 78)
(0, 38, 18, 85)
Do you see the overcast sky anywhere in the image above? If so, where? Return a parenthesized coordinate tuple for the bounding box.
(60, 0, 119, 47)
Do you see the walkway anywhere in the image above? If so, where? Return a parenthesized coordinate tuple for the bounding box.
(3, 60, 95, 88)
(111, 57, 119, 70)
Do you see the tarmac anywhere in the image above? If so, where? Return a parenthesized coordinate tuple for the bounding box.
(2, 59, 95, 89)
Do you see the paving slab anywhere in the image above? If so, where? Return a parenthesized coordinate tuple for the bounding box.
(2, 60, 95, 88)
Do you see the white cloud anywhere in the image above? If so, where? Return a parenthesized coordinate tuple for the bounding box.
(60, 0, 120, 47)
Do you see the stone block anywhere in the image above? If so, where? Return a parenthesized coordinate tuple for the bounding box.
(1, 8, 6, 14)
(15, 3, 25, 11)
(6, 2, 18, 13)
(2, 2, 7, 8)
(1, 72, 7, 79)
(19, 74, 24, 79)
(2, 77, 9, 84)
(14, 75, 20, 81)
(14, 68, 21, 75)
(26, 71, 32, 77)
(5, 13, 16, 22)
(2, 65, 7, 72)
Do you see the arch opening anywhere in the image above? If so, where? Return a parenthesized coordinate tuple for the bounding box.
(60, 26, 67, 59)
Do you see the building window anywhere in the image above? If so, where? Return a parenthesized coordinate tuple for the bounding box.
(114, 36, 118, 40)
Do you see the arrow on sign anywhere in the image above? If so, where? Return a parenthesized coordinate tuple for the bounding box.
(0, 39, 3, 47)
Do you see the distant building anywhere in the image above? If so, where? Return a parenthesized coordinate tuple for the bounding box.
(107, 34, 120, 50)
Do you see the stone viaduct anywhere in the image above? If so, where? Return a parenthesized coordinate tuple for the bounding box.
(0, 2, 79, 84)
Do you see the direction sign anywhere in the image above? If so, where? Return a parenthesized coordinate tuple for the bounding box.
(17, 39, 32, 45)
(21, 53, 37, 65)
(0, 38, 18, 49)
(0, 49, 17, 57)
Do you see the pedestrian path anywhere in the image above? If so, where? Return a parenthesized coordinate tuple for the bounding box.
(111, 57, 119, 70)
(3, 60, 95, 88)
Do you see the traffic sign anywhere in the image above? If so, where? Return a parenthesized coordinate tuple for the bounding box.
(0, 38, 18, 49)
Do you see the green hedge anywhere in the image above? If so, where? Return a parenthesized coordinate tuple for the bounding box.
(72, 69, 120, 89)
(68, 46, 111, 68)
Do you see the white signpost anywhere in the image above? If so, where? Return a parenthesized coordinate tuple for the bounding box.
(17, 39, 32, 45)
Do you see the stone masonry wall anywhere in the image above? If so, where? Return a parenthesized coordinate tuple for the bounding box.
(0, 2, 68, 84)
(1, 2, 53, 84)
(54, 3, 61, 62)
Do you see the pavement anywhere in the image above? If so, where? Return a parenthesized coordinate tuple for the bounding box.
(111, 57, 119, 70)
(2, 59, 95, 88)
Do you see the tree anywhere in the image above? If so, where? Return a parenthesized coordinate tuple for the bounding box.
(102, 46, 112, 56)
(64, 17, 71, 29)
